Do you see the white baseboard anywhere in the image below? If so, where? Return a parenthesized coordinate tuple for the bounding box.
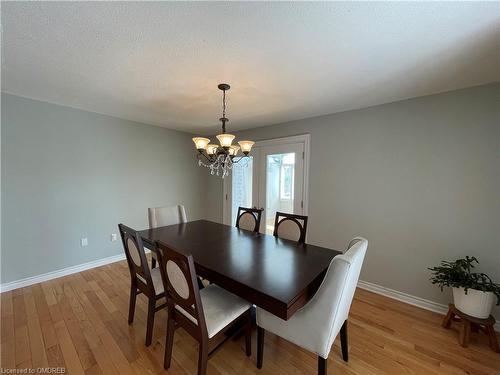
(0, 253, 127, 293)
(357, 280, 449, 314)
(1, 256, 498, 332)
(357, 280, 500, 332)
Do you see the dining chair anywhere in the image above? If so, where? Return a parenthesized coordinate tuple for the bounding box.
(273, 212, 308, 243)
(155, 240, 253, 375)
(118, 224, 167, 346)
(148, 204, 187, 268)
(235, 206, 263, 233)
(256, 237, 368, 375)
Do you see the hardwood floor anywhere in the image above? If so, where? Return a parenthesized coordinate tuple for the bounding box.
(1, 258, 499, 374)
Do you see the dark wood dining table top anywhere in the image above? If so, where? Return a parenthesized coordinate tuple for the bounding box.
(138, 219, 341, 320)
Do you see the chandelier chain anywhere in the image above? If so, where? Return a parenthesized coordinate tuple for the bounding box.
(222, 89, 226, 118)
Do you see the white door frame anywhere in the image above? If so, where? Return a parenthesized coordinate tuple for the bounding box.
(223, 134, 310, 225)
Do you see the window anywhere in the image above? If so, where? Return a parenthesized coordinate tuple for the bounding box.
(231, 157, 253, 225)
(280, 153, 295, 200)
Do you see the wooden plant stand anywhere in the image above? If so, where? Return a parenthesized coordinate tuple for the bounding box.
(442, 304, 499, 352)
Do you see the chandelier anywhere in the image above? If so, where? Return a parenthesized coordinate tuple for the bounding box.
(192, 83, 254, 178)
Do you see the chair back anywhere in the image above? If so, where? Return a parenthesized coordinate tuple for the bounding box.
(148, 205, 187, 228)
(236, 207, 263, 233)
(118, 224, 155, 294)
(332, 238, 367, 327)
(155, 241, 208, 339)
(293, 237, 368, 358)
(273, 212, 308, 243)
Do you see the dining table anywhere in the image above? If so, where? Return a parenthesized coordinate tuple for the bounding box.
(138, 219, 342, 320)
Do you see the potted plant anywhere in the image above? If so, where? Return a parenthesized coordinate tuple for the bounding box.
(429, 256, 500, 319)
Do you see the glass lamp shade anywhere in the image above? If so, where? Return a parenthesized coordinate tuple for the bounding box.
(216, 133, 235, 148)
(192, 137, 210, 150)
(238, 140, 255, 154)
(206, 144, 218, 155)
(228, 145, 240, 156)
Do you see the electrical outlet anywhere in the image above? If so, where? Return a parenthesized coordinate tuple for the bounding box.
(110, 233, 117, 242)
(80, 238, 88, 247)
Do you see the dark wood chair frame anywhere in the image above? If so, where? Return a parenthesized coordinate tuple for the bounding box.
(155, 240, 253, 375)
(150, 251, 157, 269)
(118, 223, 166, 346)
(273, 211, 309, 244)
(257, 320, 349, 375)
(235, 206, 264, 233)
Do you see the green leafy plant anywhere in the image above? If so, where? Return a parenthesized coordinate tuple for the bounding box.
(428, 256, 500, 305)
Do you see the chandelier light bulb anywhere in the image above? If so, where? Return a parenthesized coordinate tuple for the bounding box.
(229, 145, 240, 156)
(238, 140, 255, 154)
(216, 133, 235, 148)
(192, 137, 210, 150)
(206, 144, 218, 155)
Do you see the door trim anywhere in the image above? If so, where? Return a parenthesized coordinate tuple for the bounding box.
(223, 134, 310, 225)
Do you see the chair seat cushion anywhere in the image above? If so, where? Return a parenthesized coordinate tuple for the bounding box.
(142, 245, 157, 260)
(150, 268, 164, 295)
(175, 284, 251, 338)
(137, 267, 164, 296)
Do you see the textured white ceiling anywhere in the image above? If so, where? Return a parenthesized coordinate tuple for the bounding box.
(1, 2, 499, 134)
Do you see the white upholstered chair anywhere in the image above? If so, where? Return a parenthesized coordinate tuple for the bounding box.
(148, 204, 187, 267)
(256, 237, 368, 375)
(148, 204, 187, 228)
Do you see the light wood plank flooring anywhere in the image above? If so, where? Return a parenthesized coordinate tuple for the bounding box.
(1, 258, 499, 374)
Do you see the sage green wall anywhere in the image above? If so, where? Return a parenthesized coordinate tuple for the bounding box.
(2, 85, 499, 319)
(211, 83, 500, 318)
(1, 93, 207, 283)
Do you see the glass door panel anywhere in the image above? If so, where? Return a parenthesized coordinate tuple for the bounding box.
(258, 142, 304, 234)
(230, 157, 253, 226)
(223, 136, 307, 232)
(265, 153, 296, 234)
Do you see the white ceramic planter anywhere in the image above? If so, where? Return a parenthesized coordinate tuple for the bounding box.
(452, 287, 495, 319)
